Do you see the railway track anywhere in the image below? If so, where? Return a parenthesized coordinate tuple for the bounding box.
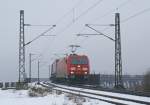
(65, 84, 150, 97)
(40, 82, 150, 105)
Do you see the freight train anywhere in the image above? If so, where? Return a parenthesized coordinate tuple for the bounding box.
(51, 54, 90, 82)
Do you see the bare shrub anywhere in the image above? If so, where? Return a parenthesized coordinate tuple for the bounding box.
(65, 93, 86, 105)
(143, 70, 150, 92)
(28, 85, 49, 97)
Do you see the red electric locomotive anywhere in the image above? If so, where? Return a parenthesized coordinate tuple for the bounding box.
(51, 54, 90, 82)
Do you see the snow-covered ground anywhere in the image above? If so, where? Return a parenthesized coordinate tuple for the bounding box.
(0, 89, 113, 105)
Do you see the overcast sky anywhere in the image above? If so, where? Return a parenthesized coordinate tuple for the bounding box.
(0, 0, 150, 81)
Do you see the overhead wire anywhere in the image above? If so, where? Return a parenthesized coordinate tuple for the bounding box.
(35, 0, 150, 71)
(55, 0, 104, 35)
(77, 1, 150, 48)
(75, 0, 133, 46)
(121, 7, 150, 23)
(42, 0, 105, 60)
(55, 0, 84, 25)
(90, 0, 133, 23)
(44, 0, 132, 53)
(75, 0, 104, 22)
(38, 0, 145, 63)
(55, 0, 105, 49)
(70, 0, 105, 44)
(37, 0, 85, 61)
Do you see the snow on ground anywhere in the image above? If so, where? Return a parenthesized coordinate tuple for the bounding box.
(0, 89, 113, 105)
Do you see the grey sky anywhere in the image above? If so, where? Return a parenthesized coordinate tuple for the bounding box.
(0, 0, 150, 81)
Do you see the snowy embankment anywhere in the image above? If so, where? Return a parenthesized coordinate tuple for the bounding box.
(0, 85, 113, 105)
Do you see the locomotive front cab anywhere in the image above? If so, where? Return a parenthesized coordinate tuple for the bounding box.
(68, 54, 90, 80)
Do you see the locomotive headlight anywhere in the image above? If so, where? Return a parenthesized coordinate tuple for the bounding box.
(82, 67, 88, 71)
(71, 71, 74, 74)
(84, 72, 87, 74)
(77, 65, 80, 68)
(71, 67, 76, 70)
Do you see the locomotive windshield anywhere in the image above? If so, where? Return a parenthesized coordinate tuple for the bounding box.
(71, 58, 88, 64)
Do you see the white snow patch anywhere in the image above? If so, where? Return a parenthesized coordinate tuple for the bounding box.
(0, 89, 113, 105)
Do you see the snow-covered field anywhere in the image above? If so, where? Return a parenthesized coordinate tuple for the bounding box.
(0, 89, 113, 105)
